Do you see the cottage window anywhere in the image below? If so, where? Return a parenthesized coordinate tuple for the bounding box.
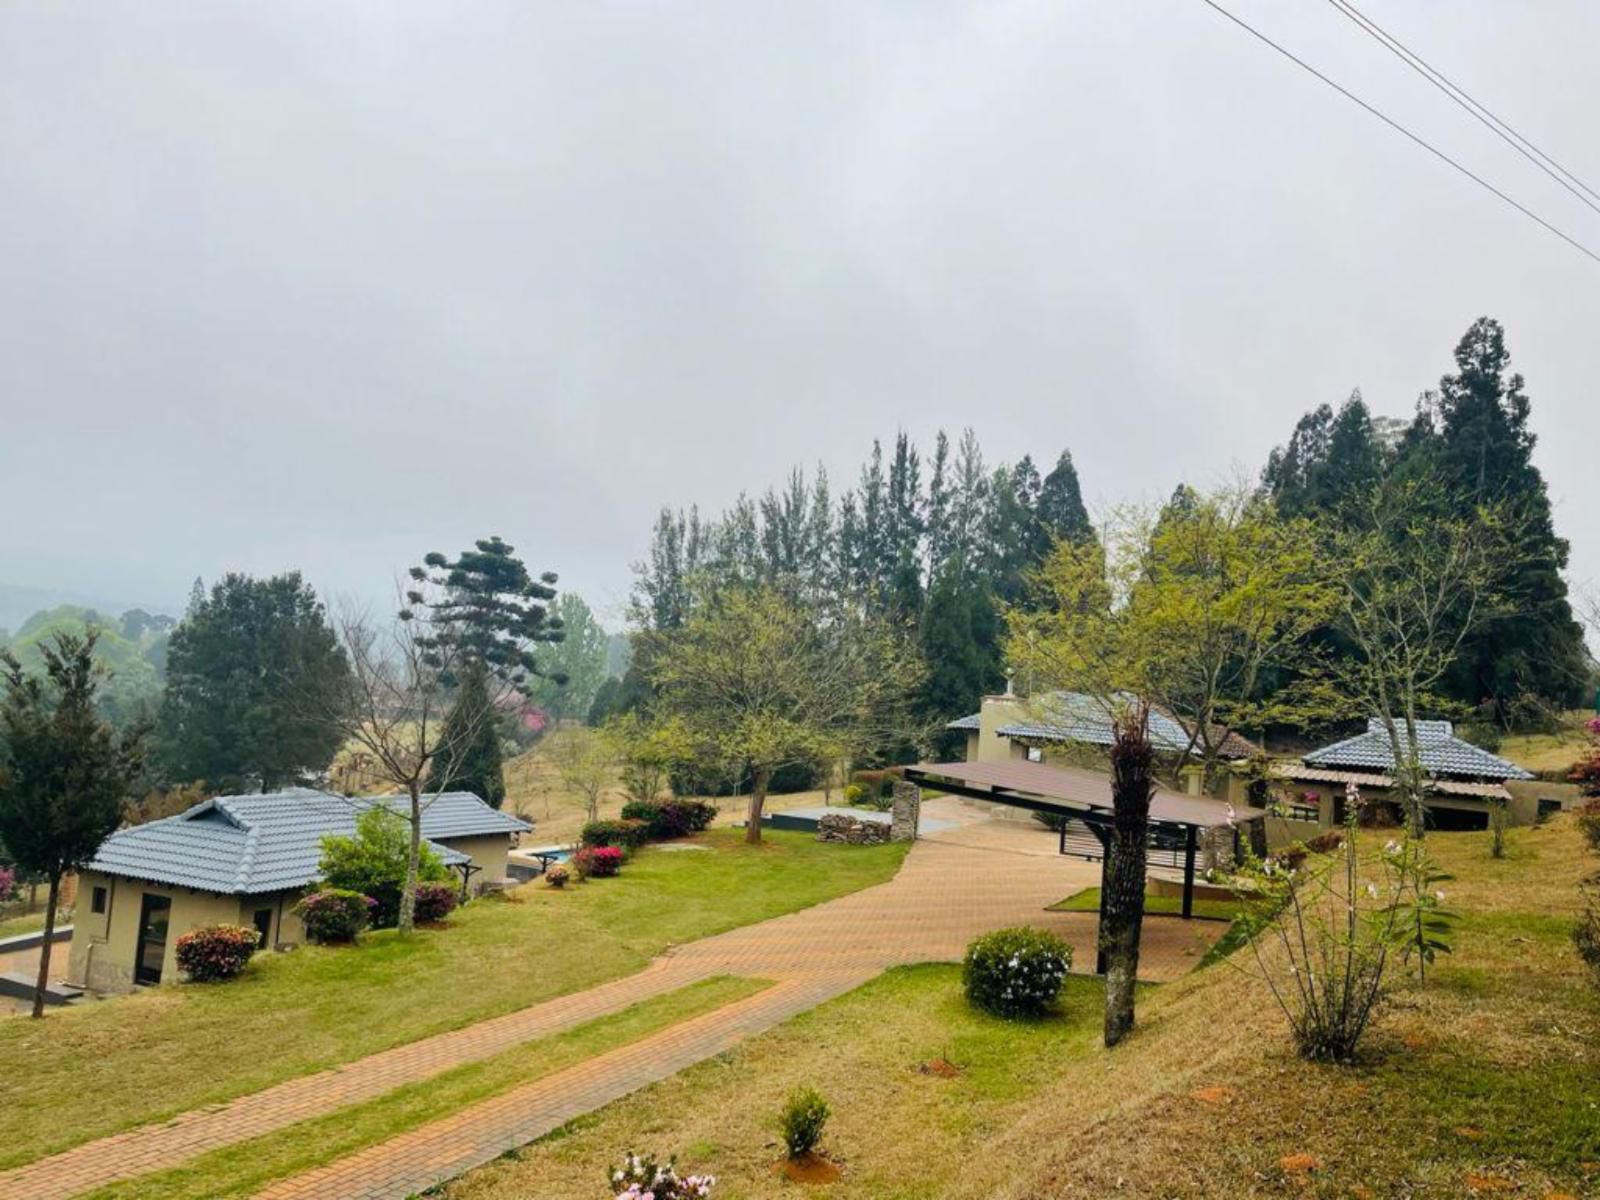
(91, 886, 108, 915)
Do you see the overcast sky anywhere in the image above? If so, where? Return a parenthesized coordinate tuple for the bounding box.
(3, 1, 1596, 631)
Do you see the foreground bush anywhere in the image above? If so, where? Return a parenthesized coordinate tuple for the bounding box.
(544, 863, 570, 888)
(962, 927, 1071, 1018)
(175, 924, 259, 981)
(412, 881, 458, 924)
(620, 800, 717, 840)
(778, 1086, 830, 1159)
(1577, 874, 1600, 988)
(608, 1151, 714, 1198)
(574, 845, 624, 878)
(296, 888, 376, 944)
(1575, 800, 1600, 853)
(580, 818, 650, 850)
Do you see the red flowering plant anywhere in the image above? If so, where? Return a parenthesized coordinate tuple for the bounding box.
(296, 888, 378, 944)
(175, 924, 260, 982)
(573, 845, 624, 879)
(412, 882, 459, 924)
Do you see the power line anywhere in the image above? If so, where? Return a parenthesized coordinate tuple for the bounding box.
(1194, 0, 1600, 267)
(1326, 0, 1600, 214)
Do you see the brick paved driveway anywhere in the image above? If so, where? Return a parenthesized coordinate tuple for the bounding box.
(0, 806, 1224, 1200)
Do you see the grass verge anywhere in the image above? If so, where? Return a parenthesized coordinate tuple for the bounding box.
(78, 975, 769, 1200)
(1048, 886, 1239, 922)
(0, 829, 906, 1169)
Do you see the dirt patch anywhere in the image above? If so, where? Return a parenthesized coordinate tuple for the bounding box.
(1463, 1172, 1515, 1192)
(773, 1153, 843, 1183)
(1279, 1153, 1322, 1173)
(1190, 1085, 1236, 1104)
(919, 1058, 962, 1078)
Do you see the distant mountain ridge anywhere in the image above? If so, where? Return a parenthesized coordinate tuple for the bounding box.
(0, 581, 176, 640)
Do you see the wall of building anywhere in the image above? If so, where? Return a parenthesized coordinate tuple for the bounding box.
(436, 834, 514, 887)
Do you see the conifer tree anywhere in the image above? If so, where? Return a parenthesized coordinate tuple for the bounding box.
(430, 660, 505, 807)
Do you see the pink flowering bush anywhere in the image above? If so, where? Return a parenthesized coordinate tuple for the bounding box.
(175, 923, 259, 982)
(0, 866, 14, 903)
(574, 845, 624, 879)
(608, 1151, 714, 1199)
(544, 864, 571, 888)
(412, 882, 458, 924)
(296, 888, 377, 944)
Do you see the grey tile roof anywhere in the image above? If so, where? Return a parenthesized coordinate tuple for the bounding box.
(87, 790, 530, 896)
(995, 691, 1258, 759)
(945, 712, 982, 730)
(1302, 719, 1534, 781)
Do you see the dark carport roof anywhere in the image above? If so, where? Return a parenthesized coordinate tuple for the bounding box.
(906, 760, 1265, 829)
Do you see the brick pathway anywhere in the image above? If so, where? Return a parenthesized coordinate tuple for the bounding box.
(1, 806, 1224, 1200)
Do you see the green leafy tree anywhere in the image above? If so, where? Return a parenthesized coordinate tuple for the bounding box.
(528, 593, 610, 720)
(318, 806, 451, 927)
(0, 631, 145, 1017)
(1103, 705, 1154, 1047)
(429, 661, 505, 808)
(645, 587, 926, 843)
(157, 573, 350, 792)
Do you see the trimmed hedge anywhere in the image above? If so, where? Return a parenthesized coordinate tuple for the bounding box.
(296, 888, 376, 944)
(580, 818, 650, 849)
(413, 882, 459, 924)
(962, 926, 1071, 1018)
(175, 924, 259, 982)
(620, 799, 717, 840)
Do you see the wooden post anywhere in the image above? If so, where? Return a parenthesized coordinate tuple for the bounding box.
(1181, 824, 1198, 920)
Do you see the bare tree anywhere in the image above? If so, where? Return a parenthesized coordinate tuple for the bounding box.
(317, 600, 503, 933)
(546, 725, 614, 826)
(1326, 482, 1520, 834)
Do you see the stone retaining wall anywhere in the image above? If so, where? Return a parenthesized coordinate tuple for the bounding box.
(816, 813, 892, 845)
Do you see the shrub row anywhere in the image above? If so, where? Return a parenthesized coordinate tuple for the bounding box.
(580, 818, 650, 849)
(620, 799, 717, 840)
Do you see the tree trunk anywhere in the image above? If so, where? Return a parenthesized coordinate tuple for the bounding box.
(745, 765, 769, 845)
(398, 783, 422, 934)
(31, 872, 61, 1020)
(1103, 709, 1154, 1048)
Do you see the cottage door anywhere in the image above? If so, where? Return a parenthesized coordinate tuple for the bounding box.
(135, 894, 172, 985)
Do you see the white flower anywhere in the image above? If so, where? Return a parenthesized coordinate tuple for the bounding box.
(1435, 890, 1446, 902)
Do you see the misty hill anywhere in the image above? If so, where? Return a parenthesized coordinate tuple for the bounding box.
(2, 604, 174, 726)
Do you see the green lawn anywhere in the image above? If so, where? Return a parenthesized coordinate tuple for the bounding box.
(1048, 886, 1241, 922)
(79, 976, 769, 1200)
(0, 829, 906, 1170)
(0, 909, 67, 940)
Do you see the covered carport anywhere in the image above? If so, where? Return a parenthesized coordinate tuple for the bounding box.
(904, 760, 1266, 972)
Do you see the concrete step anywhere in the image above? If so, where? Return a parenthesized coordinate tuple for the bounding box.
(0, 971, 84, 1006)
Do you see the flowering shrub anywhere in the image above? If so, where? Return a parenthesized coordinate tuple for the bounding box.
(580, 818, 650, 850)
(607, 1151, 714, 1198)
(1575, 874, 1600, 988)
(962, 927, 1071, 1018)
(620, 800, 717, 840)
(544, 864, 571, 888)
(778, 1086, 830, 1159)
(573, 845, 624, 878)
(175, 923, 259, 981)
(296, 888, 376, 944)
(0, 866, 14, 903)
(412, 882, 458, 924)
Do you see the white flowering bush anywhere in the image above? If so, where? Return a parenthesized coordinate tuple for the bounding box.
(962, 927, 1071, 1018)
(607, 1151, 714, 1199)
